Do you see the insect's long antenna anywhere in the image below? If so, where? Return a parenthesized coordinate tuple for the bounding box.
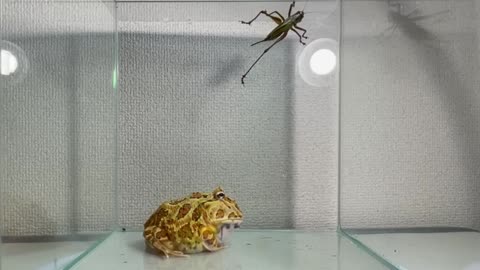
(303, 11, 325, 14)
(303, 0, 310, 12)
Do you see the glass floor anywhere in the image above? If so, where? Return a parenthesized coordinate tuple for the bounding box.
(346, 229, 480, 270)
(65, 230, 391, 270)
(5, 229, 480, 269)
(1, 236, 102, 270)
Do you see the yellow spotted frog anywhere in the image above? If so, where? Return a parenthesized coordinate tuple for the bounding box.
(143, 187, 243, 258)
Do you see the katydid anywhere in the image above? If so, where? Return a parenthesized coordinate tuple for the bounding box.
(240, 0, 308, 85)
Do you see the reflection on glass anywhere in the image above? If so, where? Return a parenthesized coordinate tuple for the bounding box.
(298, 38, 338, 87)
(0, 40, 29, 84)
(310, 49, 336, 75)
(1, 49, 18, 76)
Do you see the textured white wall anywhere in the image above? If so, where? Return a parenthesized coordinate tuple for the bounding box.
(117, 1, 339, 231)
(0, 0, 339, 235)
(0, 1, 117, 236)
(1, 0, 480, 236)
(340, 0, 480, 230)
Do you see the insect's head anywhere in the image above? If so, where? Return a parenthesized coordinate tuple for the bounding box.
(292, 10, 305, 23)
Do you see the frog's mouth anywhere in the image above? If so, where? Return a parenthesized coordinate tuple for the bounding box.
(218, 220, 242, 243)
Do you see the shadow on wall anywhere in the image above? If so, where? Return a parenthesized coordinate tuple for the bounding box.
(394, 9, 480, 229)
(0, 31, 297, 234)
(0, 194, 59, 238)
(119, 33, 296, 229)
(339, 2, 480, 230)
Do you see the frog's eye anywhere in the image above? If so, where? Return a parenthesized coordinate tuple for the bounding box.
(215, 191, 225, 200)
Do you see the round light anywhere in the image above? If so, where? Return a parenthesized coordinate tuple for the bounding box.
(310, 49, 336, 75)
(0, 40, 29, 85)
(1, 49, 18, 76)
(297, 38, 338, 87)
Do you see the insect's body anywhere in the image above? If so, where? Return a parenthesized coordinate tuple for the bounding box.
(240, 1, 308, 84)
(265, 23, 290, 41)
(265, 12, 304, 41)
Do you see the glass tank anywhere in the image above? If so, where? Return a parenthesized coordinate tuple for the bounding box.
(340, 0, 480, 269)
(6, 0, 480, 269)
(0, 0, 118, 269)
(68, 1, 359, 269)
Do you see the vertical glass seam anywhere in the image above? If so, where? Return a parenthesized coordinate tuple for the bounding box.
(113, 0, 120, 232)
(336, 0, 343, 232)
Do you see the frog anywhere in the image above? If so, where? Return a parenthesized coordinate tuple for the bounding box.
(143, 186, 243, 258)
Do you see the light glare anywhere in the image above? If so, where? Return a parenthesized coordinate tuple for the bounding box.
(1, 49, 18, 76)
(309, 49, 336, 75)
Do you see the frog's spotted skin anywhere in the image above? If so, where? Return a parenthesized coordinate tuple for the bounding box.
(143, 187, 243, 258)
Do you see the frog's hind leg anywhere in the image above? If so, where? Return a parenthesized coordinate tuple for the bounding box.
(144, 226, 189, 258)
(148, 239, 189, 258)
(202, 240, 226, 252)
(200, 225, 226, 252)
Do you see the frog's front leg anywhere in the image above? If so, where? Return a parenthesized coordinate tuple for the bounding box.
(200, 225, 226, 252)
(144, 225, 189, 258)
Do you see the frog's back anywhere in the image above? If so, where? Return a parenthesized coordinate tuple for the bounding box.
(144, 202, 171, 228)
(144, 193, 210, 228)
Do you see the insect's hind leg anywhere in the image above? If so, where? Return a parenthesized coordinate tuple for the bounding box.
(241, 31, 288, 85)
(250, 39, 269, 47)
(241, 10, 284, 25)
(247, 13, 283, 46)
(268, 11, 285, 22)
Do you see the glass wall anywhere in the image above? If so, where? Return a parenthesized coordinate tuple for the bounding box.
(340, 0, 480, 269)
(0, 1, 117, 269)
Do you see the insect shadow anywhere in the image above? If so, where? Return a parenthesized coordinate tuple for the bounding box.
(207, 54, 245, 87)
(378, 1, 449, 44)
(382, 2, 480, 200)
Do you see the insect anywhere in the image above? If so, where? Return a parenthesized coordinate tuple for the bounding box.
(240, 0, 308, 85)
